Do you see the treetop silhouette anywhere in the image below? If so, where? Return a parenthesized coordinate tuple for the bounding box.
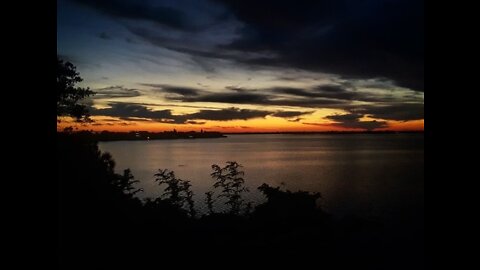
(57, 56, 94, 121)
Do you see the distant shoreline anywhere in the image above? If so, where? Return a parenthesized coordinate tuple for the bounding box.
(223, 130, 424, 135)
(58, 130, 423, 142)
(96, 136, 228, 142)
(58, 131, 227, 142)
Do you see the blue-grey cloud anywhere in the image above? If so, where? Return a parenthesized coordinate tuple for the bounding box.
(73, 0, 195, 31)
(352, 103, 424, 121)
(92, 86, 142, 99)
(322, 113, 388, 130)
(141, 84, 202, 96)
(97, 32, 112, 40)
(90, 103, 273, 124)
(68, 0, 423, 91)
(91, 103, 173, 119)
(182, 107, 270, 122)
(160, 84, 416, 107)
(271, 111, 313, 118)
(214, 0, 424, 91)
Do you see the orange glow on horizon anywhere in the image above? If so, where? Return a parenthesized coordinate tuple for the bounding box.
(57, 116, 424, 133)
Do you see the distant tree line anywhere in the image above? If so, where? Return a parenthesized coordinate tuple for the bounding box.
(59, 130, 226, 141)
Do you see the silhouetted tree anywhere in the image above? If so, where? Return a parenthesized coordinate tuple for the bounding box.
(210, 161, 250, 215)
(182, 181, 196, 218)
(154, 169, 196, 217)
(113, 169, 144, 196)
(257, 183, 321, 207)
(155, 169, 182, 206)
(205, 191, 215, 215)
(57, 56, 94, 121)
(255, 183, 323, 222)
(100, 152, 116, 174)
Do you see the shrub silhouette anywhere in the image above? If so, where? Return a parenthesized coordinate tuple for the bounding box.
(114, 169, 144, 196)
(254, 183, 324, 223)
(154, 168, 196, 217)
(210, 161, 250, 215)
(182, 180, 196, 218)
(205, 191, 215, 215)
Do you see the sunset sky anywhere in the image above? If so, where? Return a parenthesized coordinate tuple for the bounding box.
(57, 0, 424, 133)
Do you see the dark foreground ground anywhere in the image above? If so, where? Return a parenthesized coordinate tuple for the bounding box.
(58, 134, 424, 269)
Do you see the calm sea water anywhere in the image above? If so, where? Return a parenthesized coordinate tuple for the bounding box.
(99, 134, 424, 218)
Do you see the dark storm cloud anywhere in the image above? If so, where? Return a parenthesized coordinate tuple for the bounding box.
(311, 87, 359, 100)
(271, 111, 313, 118)
(184, 107, 270, 122)
(141, 84, 202, 96)
(137, 81, 422, 121)
(272, 87, 328, 98)
(159, 83, 407, 107)
(125, 26, 246, 62)
(270, 86, 357, 100)
(353, 103, 424, 121)
(73, 0, 195, 31)
(326, 113, 365, 122)
(225, 86, 246, 92)
(90, 103, 271, 123)
(157, 84, 347, 107)
(299, 101, 423, 129)
(323, 113, 388, 130)
(288, 118, 303, 122)
(213, 0, 424, 91)
(181, 92, 269, 104)
(270, 84, 412, 103)
(316, 85, 346, 93)
(97, 32, 112, 40)
(66, 0, 423, 92)
(92, 86, 142, 99)
(119, 117, 152, 122)
(93, 121, 136, 126)
(91, 103, 174, 119)
(176, 91, 346, 108)
(185, 120, 207, 125)
(273, 98, 349, 107)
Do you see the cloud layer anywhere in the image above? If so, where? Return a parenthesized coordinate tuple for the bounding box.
(71, 0, 423, 91)
(91, 102, 311, 124)
(59, 0, 424, 131)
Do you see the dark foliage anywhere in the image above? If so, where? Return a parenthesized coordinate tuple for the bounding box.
(57, 57, 94, 121)
(58, 134, 423, 268)
(154, 169, 196, 217)
(210, 161, 250, 215)
(205, 191, 215, 215)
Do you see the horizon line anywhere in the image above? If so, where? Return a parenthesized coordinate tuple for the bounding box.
(58, 130, 424, 134)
